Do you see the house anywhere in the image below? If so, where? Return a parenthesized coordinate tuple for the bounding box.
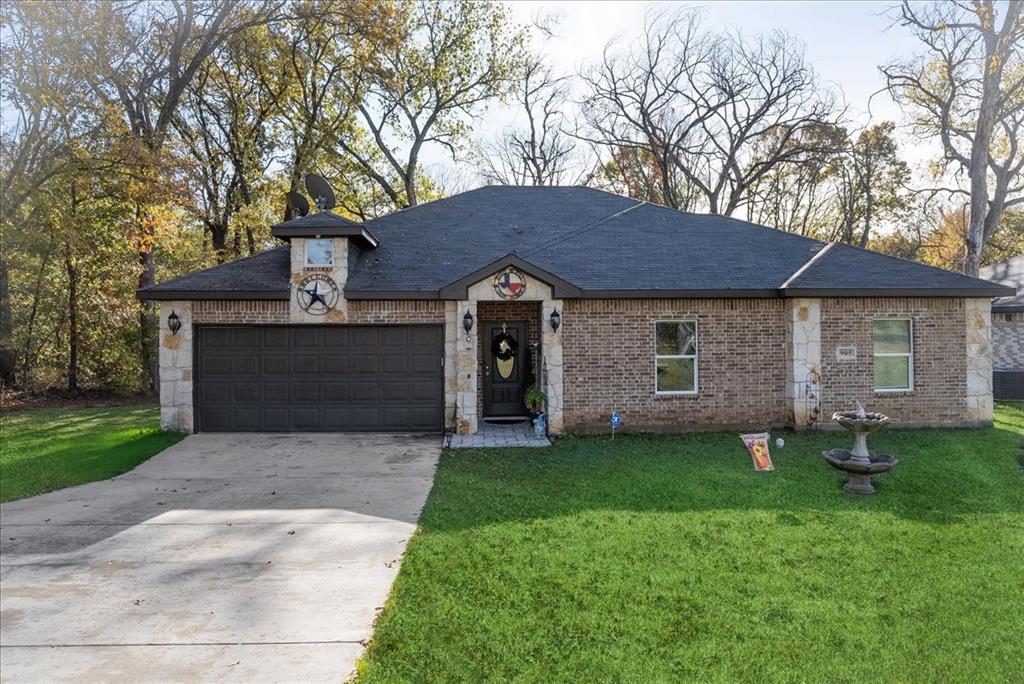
(140, 186, 1012, 435)
(980, 255, 1024, 400)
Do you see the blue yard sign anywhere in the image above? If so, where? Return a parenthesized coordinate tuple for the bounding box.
(610, 411, 622, 439)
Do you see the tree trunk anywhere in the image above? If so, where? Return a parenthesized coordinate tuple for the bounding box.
(0, 253, 15, 386)
(65, 240, 78, 393)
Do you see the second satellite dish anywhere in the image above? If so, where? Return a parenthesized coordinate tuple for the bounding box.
(304, 173, 336, 211)
(286, 191, 310, 218)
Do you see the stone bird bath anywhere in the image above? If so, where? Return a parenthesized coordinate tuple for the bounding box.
(822, 405, 898, 495)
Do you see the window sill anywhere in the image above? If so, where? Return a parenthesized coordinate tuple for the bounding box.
(874, 389, 914, 395)
(655, 391, 699, 398)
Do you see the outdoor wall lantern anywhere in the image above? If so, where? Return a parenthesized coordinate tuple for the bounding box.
(549, 308, 561, 333)
(463, 309, 474, 342)
(167, 310, 182, 335)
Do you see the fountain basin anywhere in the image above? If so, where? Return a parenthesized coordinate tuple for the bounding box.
(832, 411, 889, 433)
(822, 449, 899, 494)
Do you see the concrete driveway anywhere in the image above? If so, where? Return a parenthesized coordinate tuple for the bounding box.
(0, 433, 440, 683)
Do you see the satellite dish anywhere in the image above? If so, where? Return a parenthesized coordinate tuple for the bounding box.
(286, 191, 310, 218)
(304, 173, 336, 211)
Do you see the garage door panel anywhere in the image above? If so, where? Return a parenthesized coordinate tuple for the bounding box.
(264, 328, 290, 348)
(380, 355, 408, 374)
(322, 382, 349, 401)
(410, 354, 438, 374)
(233, 408, 260, 430)
(350, 382, 378, 401)
(410, 380, 441, 400)
(196, 325, 441, 432)
(380, 381, 410, 401)
(351, 355, 378, 373)
(290, 382, 318, 402)
(233, 382, 261, 402)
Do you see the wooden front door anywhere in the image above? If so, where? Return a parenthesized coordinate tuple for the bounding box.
(483, 321, 528, 418)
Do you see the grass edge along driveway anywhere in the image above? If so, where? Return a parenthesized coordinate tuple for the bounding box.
(358, 403, 1024, 683)
(1, 405, 184, 502)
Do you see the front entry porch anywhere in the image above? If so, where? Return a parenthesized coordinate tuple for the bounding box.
(446, 419, 551, 448)
(445, 259, 566, 437)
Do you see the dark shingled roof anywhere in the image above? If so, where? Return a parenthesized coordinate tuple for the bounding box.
(980, 255, 1024, 311)
(141, 246, 290, 299)
(140, 186, 1013, 300)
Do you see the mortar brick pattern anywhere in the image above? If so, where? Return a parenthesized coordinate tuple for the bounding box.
(193, 300, 289, 324)
(819, 298, 968, 426)
(562, 299, 789, 431)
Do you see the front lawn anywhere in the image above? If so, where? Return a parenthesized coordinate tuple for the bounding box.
(359, 404, 1024, 682)
(0, 405, 184, 502)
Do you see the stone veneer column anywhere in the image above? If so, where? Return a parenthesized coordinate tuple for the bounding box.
(454, 300, 478, 434)
(542, 299, 564, 434)
(444, 301, 458, 428)
(158, 301, 194, 433)
(965, 297, 994, 424)
(289, 237, 349, 323)
(785, 298, 822, 429)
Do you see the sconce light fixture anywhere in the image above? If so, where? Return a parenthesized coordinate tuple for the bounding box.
(549, 308, 561, 333)
(168, 310, 182, 335)
(463, 310, 474, 342)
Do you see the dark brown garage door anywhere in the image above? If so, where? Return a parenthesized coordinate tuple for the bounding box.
(195, 325, 443, 432)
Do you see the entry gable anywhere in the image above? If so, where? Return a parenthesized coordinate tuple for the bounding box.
(438, 253, 582, 300)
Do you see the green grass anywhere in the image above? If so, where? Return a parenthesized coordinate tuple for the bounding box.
(0, 405, 184, 502)
(359, 404, 1024, 683)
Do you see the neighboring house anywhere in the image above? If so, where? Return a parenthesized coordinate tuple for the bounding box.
(980, 255, 1024, 400)
(140, 186, 1012, 435)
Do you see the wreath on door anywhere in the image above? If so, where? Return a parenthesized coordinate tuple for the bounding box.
(492, 331, 518, 379)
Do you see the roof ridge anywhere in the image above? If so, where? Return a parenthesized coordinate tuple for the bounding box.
(779, 242, 837, 289)
(521, 200, 646, 256)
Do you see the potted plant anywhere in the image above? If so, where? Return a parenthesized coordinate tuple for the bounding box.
(524, 385, 547, 418)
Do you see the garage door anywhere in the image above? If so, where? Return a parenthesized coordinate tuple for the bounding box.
(195, 325, 443, 432)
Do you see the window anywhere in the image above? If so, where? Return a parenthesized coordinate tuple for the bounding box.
(306, 238, 333, 266)
(655, 321, 698, 394)
(872, 319, 913, 391)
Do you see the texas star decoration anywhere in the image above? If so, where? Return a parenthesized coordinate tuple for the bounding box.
(296, 273, 339, 314)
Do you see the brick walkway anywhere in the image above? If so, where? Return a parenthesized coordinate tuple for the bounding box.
(447, 420, 551, 448)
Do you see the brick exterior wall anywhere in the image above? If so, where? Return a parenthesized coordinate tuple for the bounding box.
(476, 301, 542, 417)
(562, 299, 790, 431)
(191, 299, 445, 325)
(193, 300, 289, 324)
(992, 311, 1024, 370)
(347, 300, 446, 323)
(819, 298, 967, 427)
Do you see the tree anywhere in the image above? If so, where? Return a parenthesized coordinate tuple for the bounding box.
(479, 58, 587, 186)
(173, 22, 288, 260)
(579, 8, 838, 214)
(834, 122, 911, 247)
(337, 0, 529, 207)
(883, 0, 1024, 275)
(75, 0, 283, 389)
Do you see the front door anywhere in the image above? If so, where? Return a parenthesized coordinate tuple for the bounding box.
(483, 321, 527, 418)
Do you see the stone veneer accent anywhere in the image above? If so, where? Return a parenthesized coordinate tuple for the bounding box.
(991, 310, 1024, 370)
(819, 297, 974, 427)
(965, 298, 994, 423)
(158, 301, 194, 432)
(785, 298, 822, 428)
(289, 237, 349, 323)
(562, 299, 790, 431)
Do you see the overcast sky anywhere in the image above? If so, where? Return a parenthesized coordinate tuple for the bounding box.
(434, 0, 933, 186)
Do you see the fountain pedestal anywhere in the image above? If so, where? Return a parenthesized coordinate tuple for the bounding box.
(821, 411, 898, 495)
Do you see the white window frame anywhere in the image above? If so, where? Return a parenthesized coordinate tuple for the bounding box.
(872, 318, 914, 393)
(654, 320, 699, 396)
(305, 238, 333, 267)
